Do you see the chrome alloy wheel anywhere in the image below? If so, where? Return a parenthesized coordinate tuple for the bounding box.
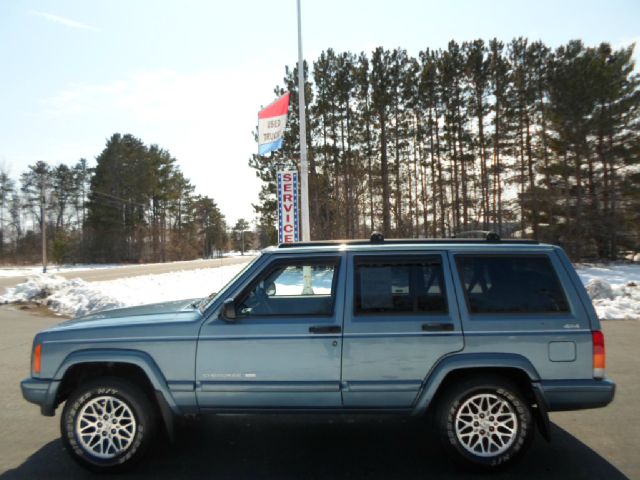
(75, 395, 137, 459)
(454, 393, 518, 458)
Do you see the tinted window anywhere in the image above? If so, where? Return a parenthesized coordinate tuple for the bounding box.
(237, 260, 338, 317)
(355, 257, 447, 315)
(456, 255, 569, 314)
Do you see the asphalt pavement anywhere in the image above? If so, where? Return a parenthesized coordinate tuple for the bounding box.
(0, 305, 637, 479)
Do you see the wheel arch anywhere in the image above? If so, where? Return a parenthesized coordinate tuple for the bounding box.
(53, 349, 178, 439)
(412, 353, 541, 416)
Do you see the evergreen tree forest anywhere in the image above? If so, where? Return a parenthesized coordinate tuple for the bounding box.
(0, 134, 228, 264)
(250, 39, 640, 260)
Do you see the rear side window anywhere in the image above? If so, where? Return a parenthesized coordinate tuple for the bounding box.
(456, 255, 569, 314)
(355, 256, 447, 315)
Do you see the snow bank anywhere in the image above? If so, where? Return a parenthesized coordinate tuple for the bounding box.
(0, 263, 247, 317)
(585, 279, 615, 300)
(576, 264, 640, 320)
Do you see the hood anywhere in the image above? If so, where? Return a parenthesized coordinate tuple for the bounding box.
(45, 298, 202, 332)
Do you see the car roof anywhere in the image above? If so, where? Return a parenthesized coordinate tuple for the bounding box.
(262, 238, 557, 255)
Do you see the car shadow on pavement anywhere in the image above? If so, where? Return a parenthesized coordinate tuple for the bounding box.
(0, 416, 629, 480)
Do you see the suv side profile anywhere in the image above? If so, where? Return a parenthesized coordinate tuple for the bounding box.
(21, 235, 615, 472)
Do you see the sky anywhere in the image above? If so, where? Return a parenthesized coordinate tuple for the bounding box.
(1, 0, 638, 225)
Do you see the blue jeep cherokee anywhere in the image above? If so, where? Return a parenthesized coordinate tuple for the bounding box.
(21, 234, 615, 472)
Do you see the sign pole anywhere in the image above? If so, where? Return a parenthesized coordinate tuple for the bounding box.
(296, 0, 310, 242)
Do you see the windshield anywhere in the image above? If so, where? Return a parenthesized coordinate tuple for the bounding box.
(198, 254, 262, 312)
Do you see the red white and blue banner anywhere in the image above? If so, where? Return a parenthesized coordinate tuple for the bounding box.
(258, 92, 290, 155)
(277, 170, 299, 244)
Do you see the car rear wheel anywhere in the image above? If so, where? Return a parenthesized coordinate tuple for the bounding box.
(435, 375, 534, 470)
(61, 377, 156, 472)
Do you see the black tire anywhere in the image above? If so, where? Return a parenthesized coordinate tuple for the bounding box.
(435, 375, 534, 470)
(61, 377, 157, 473)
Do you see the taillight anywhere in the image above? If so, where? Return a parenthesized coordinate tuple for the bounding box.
(33, 344, 42, 375)
(592, 330, 605, 379)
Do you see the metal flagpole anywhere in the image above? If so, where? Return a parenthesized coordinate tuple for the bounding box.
(296, 0, 313, 294)
(296, 0, 310, 242)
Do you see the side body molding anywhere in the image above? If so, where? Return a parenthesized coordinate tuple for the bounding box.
(53, 349, 180, 415)
(411, 353, 541, 416)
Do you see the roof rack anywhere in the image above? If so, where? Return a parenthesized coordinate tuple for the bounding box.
(278, 231, 538, 248)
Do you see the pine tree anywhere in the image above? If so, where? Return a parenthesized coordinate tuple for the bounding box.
(370, 47, 394, 236)
(464, 40, 491, 229)
(488, 39, 510, 234)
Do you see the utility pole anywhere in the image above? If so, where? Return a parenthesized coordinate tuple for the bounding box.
(40, 175, 47, 274)
(296, 0, 310, 242)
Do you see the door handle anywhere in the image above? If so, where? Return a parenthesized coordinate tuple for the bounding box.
(309, 325, 342, 334)
(421, 322, 454, 332)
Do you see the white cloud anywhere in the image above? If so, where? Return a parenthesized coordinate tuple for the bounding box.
(28, 10, 99, 32)
(40, 65, 285, 224)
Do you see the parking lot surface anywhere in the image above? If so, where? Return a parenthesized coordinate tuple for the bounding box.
(0, 305, 637, 479)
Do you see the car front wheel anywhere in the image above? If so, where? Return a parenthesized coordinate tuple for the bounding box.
(61, 377, 156, 472)
(435, 375, 534, 469)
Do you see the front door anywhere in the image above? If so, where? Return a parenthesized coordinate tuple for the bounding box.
(196, 254, 345, 409)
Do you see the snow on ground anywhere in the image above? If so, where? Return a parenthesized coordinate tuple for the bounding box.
(0, 263, 248, 317)
(575, 264, 640, 320)
(1, 259, 639, 320)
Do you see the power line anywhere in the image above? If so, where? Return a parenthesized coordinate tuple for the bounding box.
(92, 190, 147, 208)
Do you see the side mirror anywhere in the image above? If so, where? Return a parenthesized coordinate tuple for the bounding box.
(221, 298, 237, 322)
(265, 281, 276, 296)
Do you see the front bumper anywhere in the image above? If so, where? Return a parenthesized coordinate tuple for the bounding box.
(21, 378, 60, 416)
(539, 378, 616, 411)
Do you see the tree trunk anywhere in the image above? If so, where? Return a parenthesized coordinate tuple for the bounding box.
(380, 114, 391, 236)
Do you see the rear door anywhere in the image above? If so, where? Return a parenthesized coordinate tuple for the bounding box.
(341, 251, 464, 408)
(196, 253, 345, 409)
(451, 250, 593, 380)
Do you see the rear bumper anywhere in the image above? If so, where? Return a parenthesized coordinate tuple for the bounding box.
(21, 378, 60, 416)
(538, 378, 616, 411)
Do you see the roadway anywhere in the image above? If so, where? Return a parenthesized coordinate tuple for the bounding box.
(0, 256, 254, 293)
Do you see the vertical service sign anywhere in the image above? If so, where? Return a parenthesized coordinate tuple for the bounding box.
(277, 171, 299, 244)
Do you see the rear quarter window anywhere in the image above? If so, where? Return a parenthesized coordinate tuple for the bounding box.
(456, 255, 569, 314)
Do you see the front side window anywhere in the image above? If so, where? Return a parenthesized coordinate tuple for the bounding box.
(456, 255, 569, 314)
(354, 256, 447, 315)
(237, 259, 338, 317)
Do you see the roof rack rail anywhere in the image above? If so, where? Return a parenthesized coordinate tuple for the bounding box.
(451, 230, 502, 241)
(277, 231, 538, 248)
